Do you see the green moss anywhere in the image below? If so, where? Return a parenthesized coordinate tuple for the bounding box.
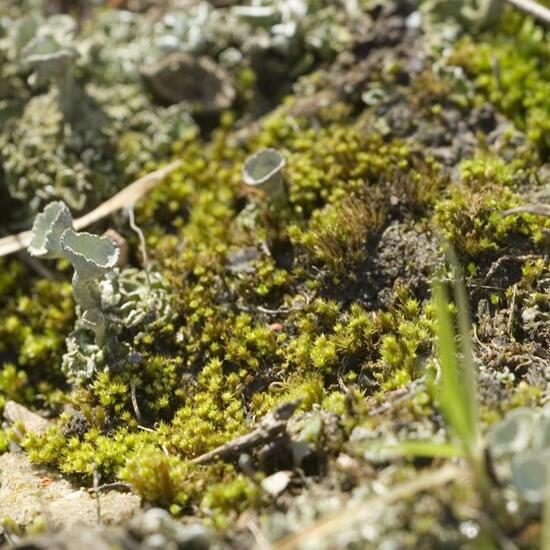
(24, 424, 157, 480)
(0, 277, 73, 368)
(451, 13, 550, 153)
(434, 156, 548, 260)
(289, 194, 386, 275)
(166, 358, 247, 458)
(121, 449, 196, 509)
(250, 373, 325, 417)
(0, 264, 74, 414)
(22, 425, 67, 467)
(4, 16, 549, 532)
(0, 429, 8, 453)
(283, 300, 375, 377)
(0, 260, 25, 298)
(0, 364, 33, 413)
(202, 475, 260, 523)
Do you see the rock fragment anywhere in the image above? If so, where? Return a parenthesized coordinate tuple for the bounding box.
(3, 401, 51, 435)
(141, 52, 236, 114)
(0, 453, 140, 530)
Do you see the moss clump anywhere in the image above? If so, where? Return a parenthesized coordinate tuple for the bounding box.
(167, 358, 247, 457)
(120, 449, 192, 509)
(0, 276, 73, 370)
(0, 429, 8, 453)
(23, 423, 155, 479)
(201, 475, 260, 525)
(0, 364, 33, 414)
(451, 12, 550, 154)
(434, 156, 549, 260)
(289, 194, 387, 275)
(0, 262, 73, 411)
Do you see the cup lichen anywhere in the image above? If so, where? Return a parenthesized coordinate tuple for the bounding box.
(242, 148, 287, 207)
(28, 201, 73, 259)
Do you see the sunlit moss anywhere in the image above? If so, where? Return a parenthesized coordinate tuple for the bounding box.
(451, 13, 550, 153)
(3, 14, 549, 529)
(434, 156, 549, 259)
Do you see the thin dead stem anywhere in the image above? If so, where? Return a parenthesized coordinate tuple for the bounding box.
(506, 0, 550, 24)
(0, 160, 182, 257)
(273, 464, 466, 550)
(127, 204, 151, 290)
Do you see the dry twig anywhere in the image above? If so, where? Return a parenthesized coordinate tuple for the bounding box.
(481, 254, 541, 285)
(502, 204, 550, 218)
(506, 0, 550, 24)
(88, 481, 133, 494)
(130, 379, 144, 425)
(191, 400, 300, 465)
(0, 160, 182, 258)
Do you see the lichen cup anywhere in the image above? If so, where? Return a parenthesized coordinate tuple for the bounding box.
(242, 148, 293, 267)
(242, 148, 287, 207)
(22, 35, 78, 120)
(61, 229, 120, 312)
(28, 200, 73, 259)
(61, 229, 120, 281)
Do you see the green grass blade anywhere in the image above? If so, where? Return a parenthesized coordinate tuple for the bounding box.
(433, 281, 478, 454)
(449, 250, 480, 446)
(352, 440, 463, 460)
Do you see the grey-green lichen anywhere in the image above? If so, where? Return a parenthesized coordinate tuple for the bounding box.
(488, 406, 550, 503)
(26, 201, 174, 382)
(29, 202, 118, 315)
(0, 0, 369, 226)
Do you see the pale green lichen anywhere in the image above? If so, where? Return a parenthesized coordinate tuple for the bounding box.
(27, 202, 174, 382)
(489, 406, 550, 503)
(243, 148, 287, 205)
(29, 202, 118, 322)
(28, 201, 73, 259)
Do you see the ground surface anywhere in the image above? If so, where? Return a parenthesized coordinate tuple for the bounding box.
(0, 0, 549, 548)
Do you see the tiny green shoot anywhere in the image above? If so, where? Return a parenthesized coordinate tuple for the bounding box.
(433, 253, 492, 508)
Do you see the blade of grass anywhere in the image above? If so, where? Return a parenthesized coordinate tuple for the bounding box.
(449, 251, 482, 454)
(433, 254, 492, 508)
(385, 440, 464, 458)
(433, 281, 478, 454)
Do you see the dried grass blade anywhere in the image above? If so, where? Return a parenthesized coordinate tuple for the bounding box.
(0, 160, 182, 258)
(273, 464, 464, 550)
